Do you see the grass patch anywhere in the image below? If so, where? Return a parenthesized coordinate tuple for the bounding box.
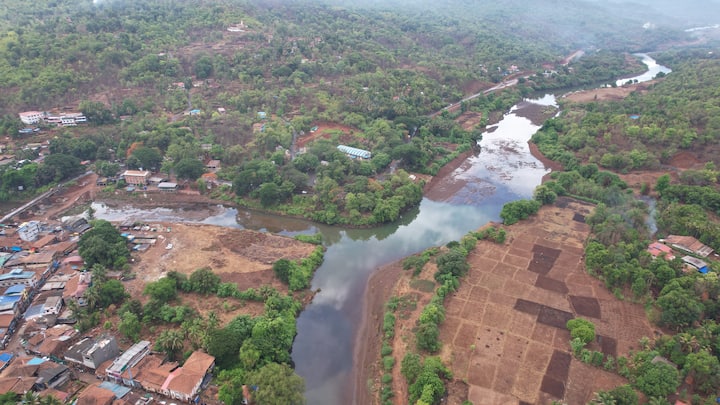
(410, 279, 436, 293)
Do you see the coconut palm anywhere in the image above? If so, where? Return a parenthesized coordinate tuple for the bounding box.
(156, 329, 185, 360)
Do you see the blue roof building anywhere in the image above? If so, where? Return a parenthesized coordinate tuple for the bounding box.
(3, 284, 26, 296)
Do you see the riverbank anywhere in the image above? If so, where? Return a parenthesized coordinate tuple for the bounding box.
(352, 260, 405, 405)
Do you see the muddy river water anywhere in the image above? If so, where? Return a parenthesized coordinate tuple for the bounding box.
(91, 55, 669, 405)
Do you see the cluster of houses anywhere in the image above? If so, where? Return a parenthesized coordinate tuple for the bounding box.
(0, 216, 218, 404)
(646, 234, 714, 273)
(0, 217, 93, 348)
(0, 334, 215, 404)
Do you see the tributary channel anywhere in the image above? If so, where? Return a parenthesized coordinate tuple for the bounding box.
(92, 54, 670, 405)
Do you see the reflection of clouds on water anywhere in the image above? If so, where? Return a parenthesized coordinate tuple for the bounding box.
(309, 199, 489, 311)
(295, 198, 496, 405)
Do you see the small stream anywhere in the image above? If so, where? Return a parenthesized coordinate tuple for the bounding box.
(92, 54, 671, 405)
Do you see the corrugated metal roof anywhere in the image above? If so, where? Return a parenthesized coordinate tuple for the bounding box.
(337, 145, 371, 159)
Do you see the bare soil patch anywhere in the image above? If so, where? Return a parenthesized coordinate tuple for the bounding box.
(561, 81, 655, 103)
(670, 151, 700, 169)
(569, 295, 602, 319)
(535, 276, 569, 294)
(296, 121, 360, 149)
(123, 222, 316, 298)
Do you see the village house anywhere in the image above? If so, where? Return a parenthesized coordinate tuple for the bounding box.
(682, 256, 709, 274)
(42, 295, 63, 316)
(75, 384, 116, 405)
(31, 234, 57, 251)
(120, 354, 177, 391)
(35, 363, 72, 390)
(205, 159, 221, 171)
(162, 351, 215, 402)
(0, 352, 13, 372)
(662, 235, 714, 257)
(25, 324, 76, 357)
(122, 170, 151, 186)
(65, 336, 120, 370)
(0, 313, 16, 347)
(157, 182, 178, 192)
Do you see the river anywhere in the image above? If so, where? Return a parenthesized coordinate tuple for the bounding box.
(92, 54, 670, 405)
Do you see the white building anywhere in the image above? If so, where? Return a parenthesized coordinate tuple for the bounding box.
(18, 221, 41, 242)
(19, 111, 43, 125)
(43, 296, 63, 315)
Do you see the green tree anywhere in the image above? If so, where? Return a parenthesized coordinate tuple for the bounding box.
(566, 318, 596, 344)
(217, 368, 246, 405)
(656, 288, 703, 329)
(194, 55, 214, 79)
(144, 277, 178, 303)
(534, 184, 558, 205)
(128, 146, 162, 171)
(174, 158, 205, 180)
(633, 357, 680, 399)
(655, 174, 671, 194)
(80, 100, 115, 125)
(683, 349, 720, 394)
(272, 259, 293, 284)
(97, 279, 128, 308)
(119, 312, 141, 342)
(188, 267, 221, 294)
(78, 220, 130, 269)
(246, 363, 305, 405)
(257, 182, 282, 207)
(155, 329, 185, 361)
(416, 322, 441, 353)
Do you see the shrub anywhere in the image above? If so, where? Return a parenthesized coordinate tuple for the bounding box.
(383, 356, 395, 371)
(566, 318, 596, 344)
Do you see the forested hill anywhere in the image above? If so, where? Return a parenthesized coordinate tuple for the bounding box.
(0, 0, 692, 115)
(533, 50, 720, 173)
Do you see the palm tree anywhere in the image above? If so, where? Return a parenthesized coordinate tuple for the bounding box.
(156, 329, 185, 361)
(39, 395, 63, 405)
(21, 392, 39, 405)
(591, 391, 617, 405)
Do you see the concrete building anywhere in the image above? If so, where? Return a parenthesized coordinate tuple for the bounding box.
(106, 340, 150, 382)
(18, 111, 43, 125)
(65, 336, 120, 370)
(42, 296, 63, 315)
(0, 269, 37, 289)
(122, 170, 151, 186)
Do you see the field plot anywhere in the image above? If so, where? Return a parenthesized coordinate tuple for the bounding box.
(439, 197, 653, 404)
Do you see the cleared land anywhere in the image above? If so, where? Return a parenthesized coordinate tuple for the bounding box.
(375, 197, 654, 404)
(123, 222, 317, 298)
